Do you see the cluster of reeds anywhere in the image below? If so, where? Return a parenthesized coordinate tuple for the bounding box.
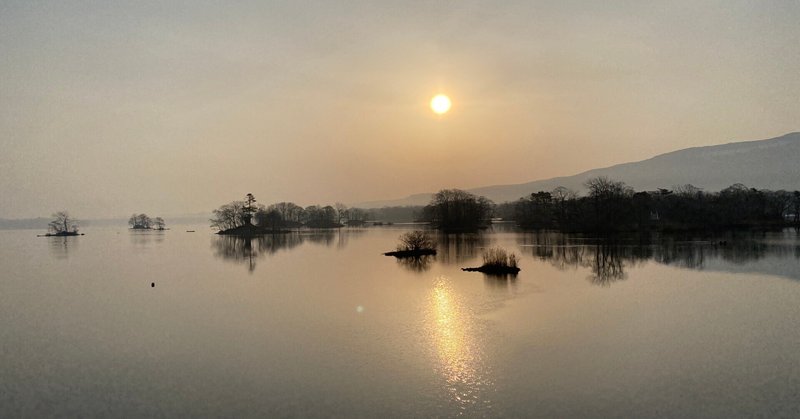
(482, 246, 518, 268)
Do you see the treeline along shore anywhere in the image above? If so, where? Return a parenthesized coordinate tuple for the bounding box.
(496, 177, 800, 232)
(211, 178, 800, 235)
(27, 177, 800, 235)
(391, 178, 800, 233)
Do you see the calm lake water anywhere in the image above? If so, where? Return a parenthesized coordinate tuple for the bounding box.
(2, 225, 800, 418)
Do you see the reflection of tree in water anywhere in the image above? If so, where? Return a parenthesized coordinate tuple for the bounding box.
(49, 236, 77, 259)
(302, 229, 337, 247)
(396, 255, 435, 273)
(212, 234, 304, 272)
(301, 228, 367, 249)
(436, 233, 489, 265)
(655, 241, 707, 269)
(483, 274, 518, 289)
(518, 230, 800, 286)
(129, 230, 165, 247)
(260, 233, 305, 255)
(653, 234, 779, 268)
(518, 232, 640, 286)
(715, 240, 771, 265)
(519, 231, 587, 269)
(213, 236, 259, 272)
(212, 229, 366, 272)
(587, 245, 630, 287)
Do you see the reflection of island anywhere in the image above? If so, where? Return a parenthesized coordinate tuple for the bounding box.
(129, 229, 166, 247)
(527, 239, 640, 287)
(517, 233, 643, 286)
(49, 236, 77, 259)
(396, 255, 435, 272)
(212, 229, 363, 272)
(518, 230, 800, 286)
(212, 234, 304, 272)
(483, 274, 517, 289)
(436, 233, 489, 265)
(654, 236, 776, 267)
(586, 245, 635, 286)
(303, 229, 338, 247)
(301, 228, 366, 249)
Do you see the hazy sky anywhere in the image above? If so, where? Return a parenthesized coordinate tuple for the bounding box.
(1, 0, 798, 218)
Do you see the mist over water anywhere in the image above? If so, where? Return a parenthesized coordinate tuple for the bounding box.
(2, 226, 800, 417)
(3, 2, 799, 417)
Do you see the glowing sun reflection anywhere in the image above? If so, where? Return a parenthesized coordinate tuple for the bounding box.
(428, 276, 493, 413)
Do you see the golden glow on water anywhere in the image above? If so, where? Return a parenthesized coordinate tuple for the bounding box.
(428, 276, 493, 413)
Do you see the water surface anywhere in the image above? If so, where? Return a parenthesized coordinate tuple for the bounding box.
(2, 226, 800, 417)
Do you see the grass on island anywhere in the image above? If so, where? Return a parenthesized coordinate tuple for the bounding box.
(463, 246, 520, 275)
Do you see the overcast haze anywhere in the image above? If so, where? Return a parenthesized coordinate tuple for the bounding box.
(1, 1, 798, 218)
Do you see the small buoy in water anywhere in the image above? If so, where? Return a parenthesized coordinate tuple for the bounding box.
(151, 282, 155, 287)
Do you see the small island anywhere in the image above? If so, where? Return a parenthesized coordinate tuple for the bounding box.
(212, 194, 290, 236)
(128, 213, 167, 230)
(462, 247, 520, 275)
(42, 211, 82, 236)
(384, 230, 437, 257)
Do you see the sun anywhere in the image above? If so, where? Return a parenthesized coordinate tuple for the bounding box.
(430, 94, 452, 115)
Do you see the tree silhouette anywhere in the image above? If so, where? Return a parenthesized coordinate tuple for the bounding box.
(48, 211, 78, 234)
(423, 189, 493, 231)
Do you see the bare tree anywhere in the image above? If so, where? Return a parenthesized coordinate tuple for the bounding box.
(397, 230, 436, 251)
(153, 217, 166, 230)
(584, 177, 634, 229)
(49, 211, 78, 234)
(585, 177, 633, 200)
(211, 201, 247, 231)
(256, 209, 282, 230)
(335, 202, 349, 224)
(423, 189, 493, 231)
(322, 205, 339, 226)
(269, 202, 293, 222)
(672, 184, 703, 197)
(129, 213, 153, 229)
(551, 186, 578, 227)
(551, 186, 578, 202)
(794, 191, 800, 223)
(347, 208, 368, 225)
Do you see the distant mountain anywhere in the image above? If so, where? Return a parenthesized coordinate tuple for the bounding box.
(359, 132, 800, 207)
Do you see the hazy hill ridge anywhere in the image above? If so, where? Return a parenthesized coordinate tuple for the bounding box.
(360, 132, 800, 207)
